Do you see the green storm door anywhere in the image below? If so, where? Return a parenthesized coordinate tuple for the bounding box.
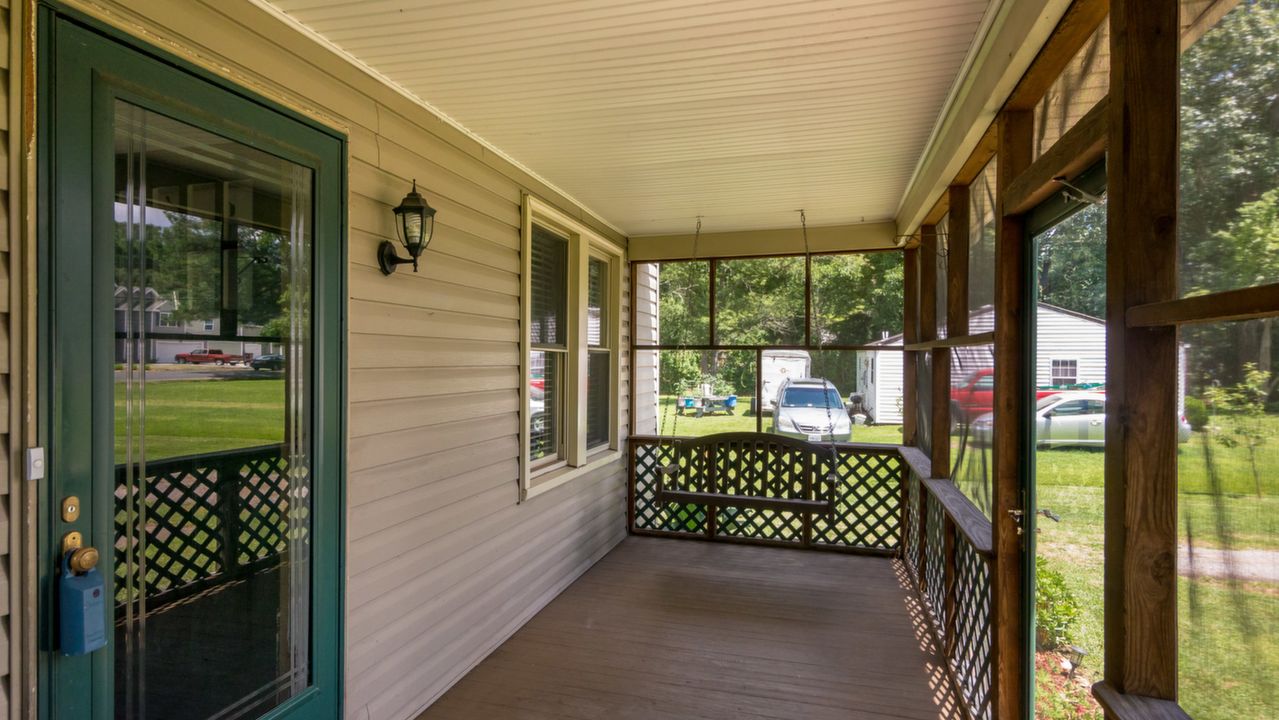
(40, 10, 344, 720)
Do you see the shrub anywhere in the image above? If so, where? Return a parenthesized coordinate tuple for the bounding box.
(1036, 556, 1082, 650)
(1184, 397, 1209, 431)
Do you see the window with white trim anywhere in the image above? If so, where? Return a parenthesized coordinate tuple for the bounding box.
(1050, 358, 1078, 386)
(522, 196, 624, 500)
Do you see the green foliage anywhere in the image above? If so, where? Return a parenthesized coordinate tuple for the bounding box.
(810, 253, 903, 345)
(1179, 2, 1279, 394)
(1036, 555, 1082, 650)
(1204, 363, 1272, 493)
(116, 212, 290, 328)
(659, 350, 701, 395)
(652, 254, 901, 401)
(1036, 201, 1106, 320)
(716, 257, 806, 344)
(1185, 397, 1210, 431)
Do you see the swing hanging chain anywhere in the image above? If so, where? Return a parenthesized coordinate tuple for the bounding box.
(664, 216, 705, 437)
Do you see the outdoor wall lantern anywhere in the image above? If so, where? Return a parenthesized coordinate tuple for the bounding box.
(379, 179, 437, 275)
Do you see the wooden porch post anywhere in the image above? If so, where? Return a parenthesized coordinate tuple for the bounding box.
(948, 185, 970, 338)
(993, 108, 1032, 720)
(1103, 0, 1180, 702)
(920, 224, 950, 472)
(903, 246, 919, 445)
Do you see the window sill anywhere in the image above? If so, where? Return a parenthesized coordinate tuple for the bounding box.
(523, 448, 623, 502)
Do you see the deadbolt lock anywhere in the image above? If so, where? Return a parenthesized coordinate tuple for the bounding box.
(62, 496, 81, 523)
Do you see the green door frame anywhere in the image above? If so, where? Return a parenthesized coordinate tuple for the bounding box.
(36, 6, 346, 718)
(1021, 160, 1107, 716)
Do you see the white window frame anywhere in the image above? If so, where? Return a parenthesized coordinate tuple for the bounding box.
(1050, 358, 1079, 386)
(521, 194, 624, 501)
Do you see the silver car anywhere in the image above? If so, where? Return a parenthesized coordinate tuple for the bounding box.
(971, 392, 1192, 448)
(770, 378, 852, 442)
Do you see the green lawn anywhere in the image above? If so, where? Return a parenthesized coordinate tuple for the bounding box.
(1034, 419, 1279, 720)
(654, 396, 904, 444)
(114, 377, 285, 461)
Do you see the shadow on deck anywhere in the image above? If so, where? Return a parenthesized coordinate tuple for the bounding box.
(419, 536, 960, 720)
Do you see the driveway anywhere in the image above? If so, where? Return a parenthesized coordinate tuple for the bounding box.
(1179, 546, 1279, 583)
(114, 365, 277, 382)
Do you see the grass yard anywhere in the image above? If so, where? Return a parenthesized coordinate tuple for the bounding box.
(114, 377, 285, 461)
(1034, 418, 1279, 720)
(654, 396, 904, 444)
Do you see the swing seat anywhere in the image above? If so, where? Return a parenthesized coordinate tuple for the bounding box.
(655, 432, 838, 514)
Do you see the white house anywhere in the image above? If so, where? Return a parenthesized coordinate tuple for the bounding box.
(858, 303, 1112, 426)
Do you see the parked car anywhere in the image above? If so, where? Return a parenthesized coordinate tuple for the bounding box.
(174, 348, 250, 365)
(250, 353, 284, 371)
(971, 391, 1191, 448)
(770, 378, 852, 442)
(951, 368, 1065, 422)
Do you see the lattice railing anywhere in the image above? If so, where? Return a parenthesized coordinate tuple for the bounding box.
(629, 435, 903, 553)
(899, 453, 994, 720)
(113, 444, 305, 609)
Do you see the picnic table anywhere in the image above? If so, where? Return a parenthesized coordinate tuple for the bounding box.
(676, 395, 739, 418)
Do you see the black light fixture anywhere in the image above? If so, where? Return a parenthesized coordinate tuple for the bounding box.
(379, 179, 437, 275)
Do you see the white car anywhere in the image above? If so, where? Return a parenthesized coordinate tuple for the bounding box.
(971, 391, 1192, 448)
(769, 378, 852, 442)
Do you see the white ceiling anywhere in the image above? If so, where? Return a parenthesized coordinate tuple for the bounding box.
(264, 0, 994, 236)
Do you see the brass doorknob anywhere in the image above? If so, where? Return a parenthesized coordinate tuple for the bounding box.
(68, 546, 100, 574)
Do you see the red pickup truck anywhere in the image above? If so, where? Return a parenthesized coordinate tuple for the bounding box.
(951, 368, 1067, 421)
(174, 348, 250, 366)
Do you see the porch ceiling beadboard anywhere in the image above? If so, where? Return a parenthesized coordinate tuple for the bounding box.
(261, 0, 995, 236)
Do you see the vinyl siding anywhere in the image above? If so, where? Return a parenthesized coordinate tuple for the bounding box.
(53, 2, 629, 719)
(633, 263, 659, 435)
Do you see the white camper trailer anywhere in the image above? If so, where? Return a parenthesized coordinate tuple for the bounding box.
(758, 349, 811, 414)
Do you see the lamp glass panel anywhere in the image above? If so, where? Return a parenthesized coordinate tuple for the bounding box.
(402, 211, 423, 252)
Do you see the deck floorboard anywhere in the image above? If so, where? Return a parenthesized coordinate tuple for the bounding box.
(418, 536, 960, 720)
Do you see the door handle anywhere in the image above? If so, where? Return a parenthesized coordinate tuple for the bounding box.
(68, 546, 100, 573)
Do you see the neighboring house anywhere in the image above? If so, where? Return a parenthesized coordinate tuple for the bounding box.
(114, 285, 279, 362)
(860, 303, 1113, 426)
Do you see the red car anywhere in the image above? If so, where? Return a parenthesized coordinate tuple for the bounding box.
(174, 348, 250, 366)
(951, 368, 1065, 422)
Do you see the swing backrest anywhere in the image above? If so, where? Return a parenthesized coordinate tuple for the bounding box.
(656, 432, 837, 514)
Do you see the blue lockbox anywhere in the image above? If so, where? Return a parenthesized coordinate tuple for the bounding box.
(59, 550, 107, 656)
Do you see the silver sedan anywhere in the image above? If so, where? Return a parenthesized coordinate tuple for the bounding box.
(970, 392, 1192, 448)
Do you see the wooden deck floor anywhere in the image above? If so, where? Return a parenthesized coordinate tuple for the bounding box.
(418, 536, 960, 720)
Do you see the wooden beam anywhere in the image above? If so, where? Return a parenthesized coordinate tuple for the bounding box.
(1127, 282, 1279, 327)
(993, 108, 1033, 720)
(629, 222, 898, 261)
(902, 332, 996, 352)
(955, 122, 1000, 189)
(919, 226, 939, 344)
(920, 225, 949, 472)
(1181, 0, 1240, 50)
(1004, 97, 1109, 215)
(1092, 683, 1193, 720)
(948, 185, 971, 337)
(922, 478, 994, 557)
(1006, 0, 1111, 111)
(922, 193, 950, 229)
(919, 225, 940, 462)
(1104, 0, 1180, 702)
(903, 248, 919, 445)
